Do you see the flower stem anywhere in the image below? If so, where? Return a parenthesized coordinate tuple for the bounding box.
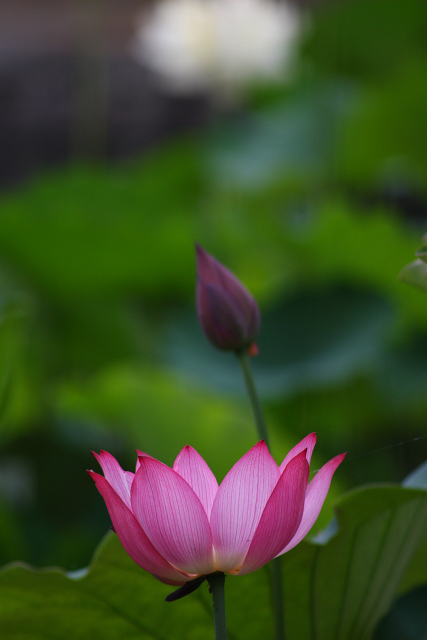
(270, 557, 285, 640)
(235, 348, 285, 640)
(235, 349, 270, 447)
(207, 572, 227, 640)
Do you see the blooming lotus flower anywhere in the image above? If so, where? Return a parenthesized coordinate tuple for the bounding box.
(196, 244, 260, 352)
(131, 0, 300, 96)
(88, 435, 345, 586)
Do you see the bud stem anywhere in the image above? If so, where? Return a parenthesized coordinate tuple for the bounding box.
(235, 348, 270, 447)
(207, 572, 227, 640)
(235, 348, 286, 640)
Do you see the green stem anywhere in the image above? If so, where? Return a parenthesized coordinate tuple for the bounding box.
(270, 557, 285, 640)
(207, 573, 227, 640)
(236, 349, 270, 447)
(235, 348, 285, 640)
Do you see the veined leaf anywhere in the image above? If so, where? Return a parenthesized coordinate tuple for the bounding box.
(283, 483, 427, 640)
(0, 531, 272, 640)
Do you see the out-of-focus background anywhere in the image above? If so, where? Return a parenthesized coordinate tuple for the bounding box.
(0, 0, 427, 578)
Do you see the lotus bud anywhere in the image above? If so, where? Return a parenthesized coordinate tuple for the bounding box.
(195, 244, 260, 352)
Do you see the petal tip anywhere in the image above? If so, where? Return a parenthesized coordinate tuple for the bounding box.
(252, 440, 272, 456)
(87, 469, 100, 482)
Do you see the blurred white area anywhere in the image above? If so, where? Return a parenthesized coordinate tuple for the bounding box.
(131, 0, 301, 96)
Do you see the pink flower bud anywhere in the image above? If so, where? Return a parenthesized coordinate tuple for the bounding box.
(195, 244, 261, 352)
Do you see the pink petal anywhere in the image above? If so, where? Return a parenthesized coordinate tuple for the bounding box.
(173, 446, 218, 518)
(239, 450, 309, 575)
(210, 441, 280, 573)
(279, 433, 317, 474)
(135, 450, 153, 473)
(195, 245, 260, 351)
(131, 457, 214, 575)
(196, 244, 260, 334)
(278, 452, 346, 555)
(92, 451, 133, 509)
(88, 470, 189, 585)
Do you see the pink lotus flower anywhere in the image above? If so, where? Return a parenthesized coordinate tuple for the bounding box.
(89, 435, 345, 586)
(196, 244, 260, 351)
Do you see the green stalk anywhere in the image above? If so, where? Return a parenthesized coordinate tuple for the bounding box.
(207, 573, 227, 640)
(235, 348, 285, 640)
(269, 558, 285, 640)
(236, 349, 270, 447)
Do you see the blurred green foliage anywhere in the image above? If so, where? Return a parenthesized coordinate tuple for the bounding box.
(399, 235, 427, 293)
(0, 0, 427, 636)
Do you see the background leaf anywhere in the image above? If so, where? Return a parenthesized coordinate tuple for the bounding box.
(283, 484, 427, 640)
(166, 287, 393, 399)
(0, 532, 273, 640)
(374, 585, 427, 640)
(398, 260, 427, 293)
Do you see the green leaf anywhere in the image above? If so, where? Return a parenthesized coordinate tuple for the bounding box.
(0, 533, 210, 640)
(0, 145, 203, 301)
(166, 287, 393, 399)
(54, 363, 258, 479)
(303, 0, 427, 80)
(374, 335, 427, 413)
(0, 296, 44, 442)
(393, 460, 427, 596)
(283, 484, 427, 640)
(374, 584, 427, 640)
(207, 83, 356, 190)
(375, 461, 427, 639)
(0, 532, 273, 640)
(414, 242, 427, 264)
(336, 59, 427, 189)
(398, 259, 427, 294)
